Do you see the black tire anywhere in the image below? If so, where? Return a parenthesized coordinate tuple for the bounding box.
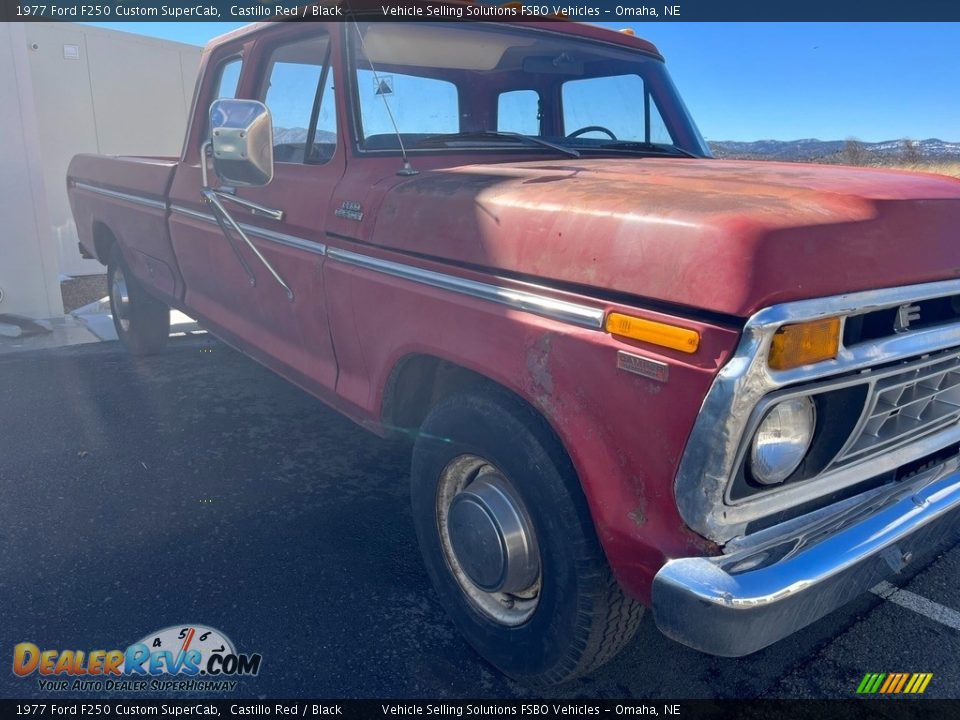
(411, 389, 644, 685)
(107, 245, 170, 356)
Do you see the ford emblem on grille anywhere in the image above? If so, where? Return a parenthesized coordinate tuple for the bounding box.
(894, 303, 922, 333)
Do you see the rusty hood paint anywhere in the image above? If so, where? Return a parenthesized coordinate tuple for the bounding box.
(370, 158, 960, 317)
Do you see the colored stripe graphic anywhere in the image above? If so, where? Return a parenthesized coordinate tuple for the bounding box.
(880, 673, 905, 693)
(856, 673, 884, 694)
(857, 672, 932, 694)
(879, 674, 896, 693)
(893, 673, 910, 693)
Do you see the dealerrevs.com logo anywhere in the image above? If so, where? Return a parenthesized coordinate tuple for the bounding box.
(12, 624, 262, 692)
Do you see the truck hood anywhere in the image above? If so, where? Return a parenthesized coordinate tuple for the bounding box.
(370, 158, 960, 318)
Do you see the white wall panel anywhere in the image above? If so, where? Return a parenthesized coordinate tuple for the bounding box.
(0, 24, 63, 319)
(13, 23, 201, 293)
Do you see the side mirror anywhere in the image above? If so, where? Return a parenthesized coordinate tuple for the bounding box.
(208, 99, 274, 187)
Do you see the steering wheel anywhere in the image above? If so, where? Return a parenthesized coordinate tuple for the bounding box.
(566, 125, 618, 140)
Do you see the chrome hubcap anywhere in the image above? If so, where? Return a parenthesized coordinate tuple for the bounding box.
(438, 455, 541, 626)
(111, 267, 130, 333)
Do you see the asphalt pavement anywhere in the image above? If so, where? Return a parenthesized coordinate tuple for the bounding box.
(2, 337, 960, 699)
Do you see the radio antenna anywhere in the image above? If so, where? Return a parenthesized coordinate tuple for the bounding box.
(349, 16, 418, 176)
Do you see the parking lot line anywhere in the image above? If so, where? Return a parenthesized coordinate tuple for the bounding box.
(871, 580, 960, 631)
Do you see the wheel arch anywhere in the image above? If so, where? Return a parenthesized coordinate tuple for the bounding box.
(380, 353, 573, 471)
(92, 221, 119, 266)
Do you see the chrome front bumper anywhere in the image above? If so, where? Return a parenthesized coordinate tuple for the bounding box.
(653, 458, 960, 656)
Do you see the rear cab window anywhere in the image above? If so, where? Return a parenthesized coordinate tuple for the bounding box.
(498, 90, 540, 135)
(561, 74, 675, 144)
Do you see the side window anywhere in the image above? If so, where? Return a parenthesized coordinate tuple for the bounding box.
(498, 90, 540, 135)
(204, 57, 243, 138)
(563, 74, 670, 143)
(214, 57, 242, 100)
(355, 69, 458, 148)
(311, 68, 337, 164)
(260, 34, 336, 164)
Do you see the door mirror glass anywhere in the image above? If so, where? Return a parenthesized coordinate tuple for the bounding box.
(208, 99, 274, 187)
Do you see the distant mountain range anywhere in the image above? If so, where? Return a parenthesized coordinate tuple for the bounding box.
(708, 138, 960, 162)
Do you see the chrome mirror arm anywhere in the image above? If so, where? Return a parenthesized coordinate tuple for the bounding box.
(207, 197, 259, 289)
(201, 139, 284, 221)
(200, 140, 212, 189)
(213, 191, 285, 222)
(201, 188, 295, 302)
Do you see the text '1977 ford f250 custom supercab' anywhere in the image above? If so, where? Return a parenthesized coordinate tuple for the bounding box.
(67, 9, 960, 684)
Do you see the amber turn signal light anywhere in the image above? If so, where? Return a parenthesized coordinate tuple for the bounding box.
(768, 317, 842, 370)
(605, 313, 700, 354)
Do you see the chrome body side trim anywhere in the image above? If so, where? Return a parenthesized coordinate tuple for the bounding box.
(654, 455, 960, 656)
(73, 182, 167, 211)
(168, 206, 603, 329)
(676, 278, 960, 544)
(169, 205, 326, 256)
(170, 204, 214, 223)
(325, 247, 606, 330)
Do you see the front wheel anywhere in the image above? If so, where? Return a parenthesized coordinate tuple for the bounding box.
(411, 390, 644, 684)
(107, 245, 170, 356)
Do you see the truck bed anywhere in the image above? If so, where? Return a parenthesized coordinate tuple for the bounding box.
(67, 154, 184, 303)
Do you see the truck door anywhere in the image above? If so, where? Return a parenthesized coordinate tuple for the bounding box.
(168, 26, 343, 394)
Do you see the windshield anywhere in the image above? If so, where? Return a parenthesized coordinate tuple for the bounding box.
(348, 22, 710, 158)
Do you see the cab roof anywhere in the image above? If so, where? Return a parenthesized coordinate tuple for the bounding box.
(205, 4, 662, 59)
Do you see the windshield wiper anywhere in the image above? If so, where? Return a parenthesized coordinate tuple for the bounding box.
(416, 131, 580, 159)
(595, 141, 699, 158)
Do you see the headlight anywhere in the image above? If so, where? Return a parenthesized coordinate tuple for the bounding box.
(749, 396, 816, 485)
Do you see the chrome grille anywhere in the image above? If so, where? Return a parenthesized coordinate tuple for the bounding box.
(832, 351, 960, 467)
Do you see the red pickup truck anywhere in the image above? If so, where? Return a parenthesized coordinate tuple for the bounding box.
(67, 15, 960, 684)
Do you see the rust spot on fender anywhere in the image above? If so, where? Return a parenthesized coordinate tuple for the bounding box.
(526, 333, 556, 412)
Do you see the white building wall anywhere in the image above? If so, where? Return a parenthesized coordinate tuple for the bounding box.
(0, 22, 201, 319)
(0, 24, 63, 320)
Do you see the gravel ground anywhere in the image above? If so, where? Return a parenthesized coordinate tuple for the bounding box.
(60, 274, 107, 313)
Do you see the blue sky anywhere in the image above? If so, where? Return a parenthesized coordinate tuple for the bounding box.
(86, 22, 960, 142)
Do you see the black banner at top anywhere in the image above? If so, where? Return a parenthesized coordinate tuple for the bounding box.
(3, 0, 960, 22)
(0, 699, 957, 719)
